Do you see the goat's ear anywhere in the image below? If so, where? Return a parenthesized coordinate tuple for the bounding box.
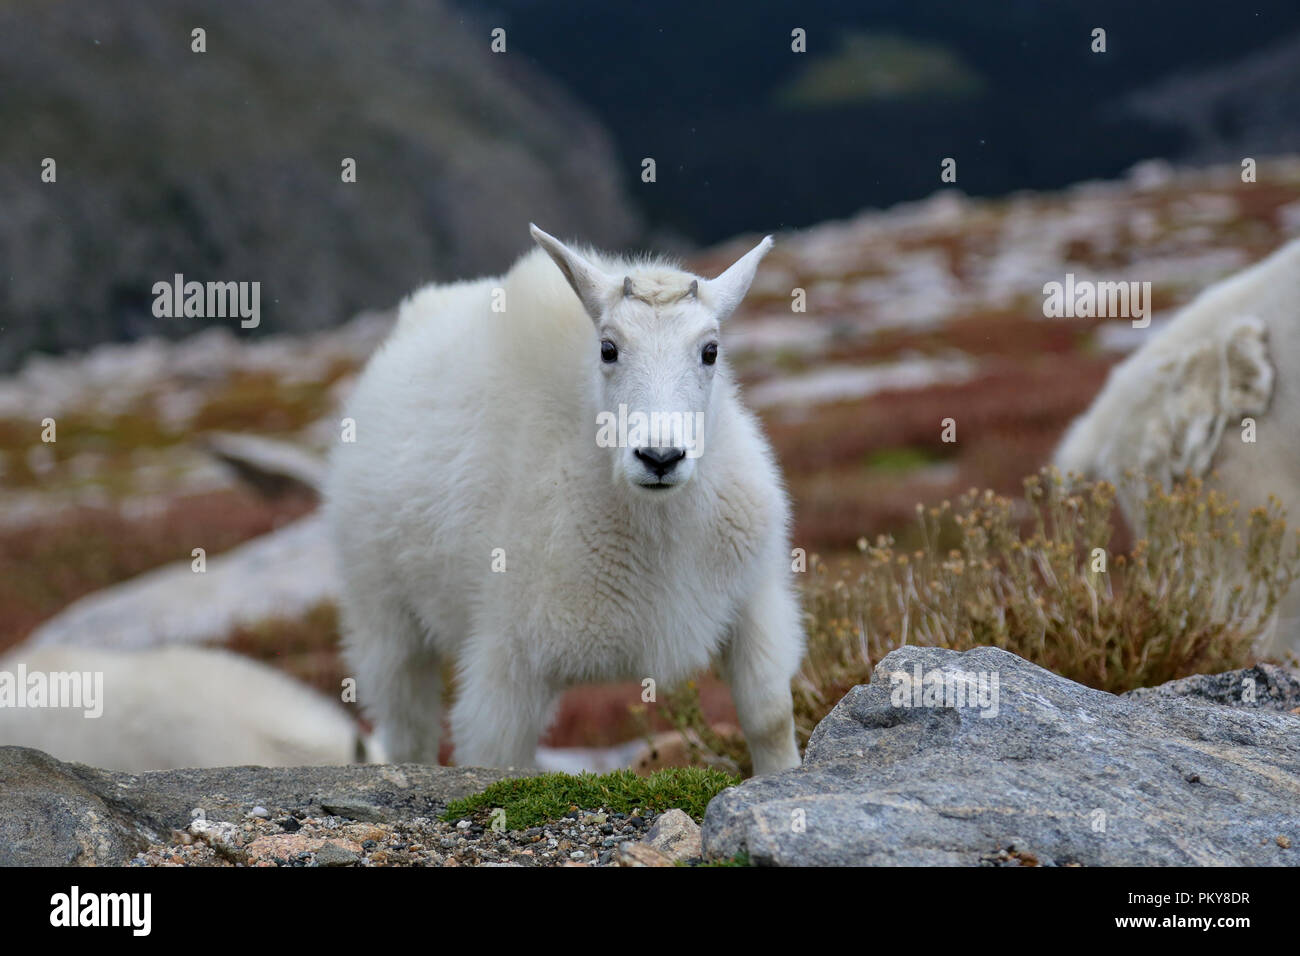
(530, 223, 617, 322)
(701, 235, 773, 320)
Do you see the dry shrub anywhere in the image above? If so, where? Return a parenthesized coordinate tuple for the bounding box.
(668, 469, 1300, 772)
(221, 600, 345, 695)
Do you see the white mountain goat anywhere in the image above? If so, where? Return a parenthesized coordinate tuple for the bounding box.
(325, 226, 805, 773)
(0, 645, 379, 771)
(1054, 237, 1300, 658)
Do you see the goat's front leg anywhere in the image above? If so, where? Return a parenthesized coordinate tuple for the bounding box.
(449, 639, 552, 770)
(718, 575, 805, 776)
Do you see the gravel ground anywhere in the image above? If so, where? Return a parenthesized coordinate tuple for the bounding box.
(129, 806, 673, 867)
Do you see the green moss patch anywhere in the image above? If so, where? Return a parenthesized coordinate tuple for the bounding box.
(442, 768, 738, 830)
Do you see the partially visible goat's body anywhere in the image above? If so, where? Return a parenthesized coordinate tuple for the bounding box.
(1054, 238, 1300, 659)
(327, 245, 804, 771)
(0, 645, 373, 771)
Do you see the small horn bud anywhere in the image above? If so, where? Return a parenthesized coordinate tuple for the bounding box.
(623, 276, 634, 297)
(687, 279, 698, 298)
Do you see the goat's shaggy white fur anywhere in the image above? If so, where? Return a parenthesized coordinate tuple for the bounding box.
(1054, 238, 1300, 657)
(326, 227, 805, 773)
(0, 645, 376, 771)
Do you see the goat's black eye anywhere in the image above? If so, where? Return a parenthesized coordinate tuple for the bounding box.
(600, 339, 618, 363)
(702, 341, 718, 365)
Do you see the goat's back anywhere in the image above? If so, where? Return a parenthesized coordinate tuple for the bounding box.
(1055, 238, 1300, 500)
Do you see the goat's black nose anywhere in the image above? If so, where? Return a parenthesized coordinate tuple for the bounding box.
(634, 446, 687, 477)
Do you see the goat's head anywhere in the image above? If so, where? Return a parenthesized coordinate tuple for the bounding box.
(530, 223, 772, 495)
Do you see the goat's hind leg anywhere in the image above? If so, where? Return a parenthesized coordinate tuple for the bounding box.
(341, 596, 444, 764)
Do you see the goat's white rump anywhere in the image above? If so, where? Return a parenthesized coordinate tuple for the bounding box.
(0, 645, 377, 771)
(325, 225, 805, 773)
(1054, 238, 1300, 659)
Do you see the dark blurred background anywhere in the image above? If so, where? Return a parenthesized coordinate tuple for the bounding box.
(489, 0, 1300, 240)
(2, 0, 1300, 370)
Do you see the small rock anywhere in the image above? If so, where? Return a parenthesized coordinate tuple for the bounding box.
(343, 824, 387, 844)
(313, 842, 360, 867)
(641, 809, 702, 862)
(320, 799, 389, 823)
(616, 841, 675, 867)
(188, 819, 248, 864)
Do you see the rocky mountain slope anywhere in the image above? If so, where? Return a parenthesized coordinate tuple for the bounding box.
(0, 0, 640, 370)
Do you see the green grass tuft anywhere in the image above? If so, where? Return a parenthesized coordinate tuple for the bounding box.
(442, 768, 739, 830)
(864, 446, 941, 473)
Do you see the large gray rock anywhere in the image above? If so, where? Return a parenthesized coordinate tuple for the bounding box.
(703, 646, 1300, 866)
(0, 746, 526, 866)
